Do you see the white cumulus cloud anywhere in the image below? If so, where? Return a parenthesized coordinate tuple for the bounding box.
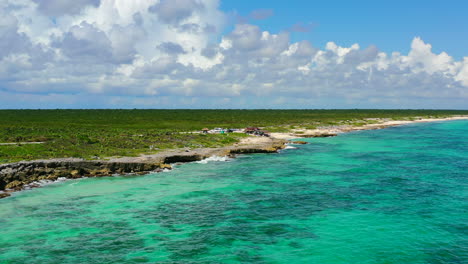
(0, 0, 467, 109)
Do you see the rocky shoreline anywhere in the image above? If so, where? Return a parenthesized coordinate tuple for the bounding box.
(2, 115, 468, 199)
(0, 138, 287, 198)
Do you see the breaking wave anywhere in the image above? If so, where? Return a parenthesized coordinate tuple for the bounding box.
(284, 145, 298, 149)
(22, 177, 68, 190)
(195, 156, 231, 164)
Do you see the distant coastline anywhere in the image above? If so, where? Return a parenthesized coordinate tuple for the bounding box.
(1, 115, 468, 199)
(269, 115, 468, 139)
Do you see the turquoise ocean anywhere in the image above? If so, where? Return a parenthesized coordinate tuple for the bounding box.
(0, 120, 467, 263)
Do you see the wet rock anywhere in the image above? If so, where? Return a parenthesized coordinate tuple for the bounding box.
(0, 192, 10, 198)
(47, 174, 59, 181)
(164, 155, 204, 163)
(230, 146, 280, 154)
(299, 132, 337, 138)
(159, 164, 172, 170)
(291, 141, 308, 144)
(89, 168, 112, 177)
(5, 180, 23, 190)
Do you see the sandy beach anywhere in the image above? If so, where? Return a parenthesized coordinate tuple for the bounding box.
(270, 116, 468, 140)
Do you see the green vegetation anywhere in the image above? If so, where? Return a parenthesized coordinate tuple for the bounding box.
(1, 109, 467, 164)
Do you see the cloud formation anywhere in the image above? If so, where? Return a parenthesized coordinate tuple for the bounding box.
(0, 0, 467, 108)
(148, 0, 205, 25)
(32, 0, 101, 16)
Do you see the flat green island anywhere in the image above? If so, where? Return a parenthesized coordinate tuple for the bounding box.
(1, 109, 468, 164)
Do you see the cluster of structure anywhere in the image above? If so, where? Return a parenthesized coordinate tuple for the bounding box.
(201, 127, 270, 137)
(244, 127, 270, 137)
(201, 128, 238, 134)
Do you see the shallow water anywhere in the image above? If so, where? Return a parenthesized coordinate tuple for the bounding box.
(1, 120, 467, 263)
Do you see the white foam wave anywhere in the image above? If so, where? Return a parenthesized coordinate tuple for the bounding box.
(22, 177, 68, 190)
(284, 145, 298, 150)
(195, 156, 231, 164)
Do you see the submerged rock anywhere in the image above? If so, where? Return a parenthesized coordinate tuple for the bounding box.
(0, 192, 10, 198)
(291, 141, 308, 144)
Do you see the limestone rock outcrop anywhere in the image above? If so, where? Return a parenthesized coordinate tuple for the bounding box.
(0, 138, 287, 198)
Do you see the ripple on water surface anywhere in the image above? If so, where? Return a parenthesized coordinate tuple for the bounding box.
(0, 120, 467, 263)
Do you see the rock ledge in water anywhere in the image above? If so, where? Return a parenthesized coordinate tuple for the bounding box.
(290, 141, 308, 144)
(0, 138, 287, 198)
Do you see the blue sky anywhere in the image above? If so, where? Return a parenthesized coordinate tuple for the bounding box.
(0, 0, 467, 109)
(221, 0, 468, 59)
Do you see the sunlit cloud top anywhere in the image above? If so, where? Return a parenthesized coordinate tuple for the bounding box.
(1, 0, 467, 109)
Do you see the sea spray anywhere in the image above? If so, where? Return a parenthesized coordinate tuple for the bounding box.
(9, 177, 68, 191)
(195, 155, 231, 164)
(283, 145, 298, 150)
